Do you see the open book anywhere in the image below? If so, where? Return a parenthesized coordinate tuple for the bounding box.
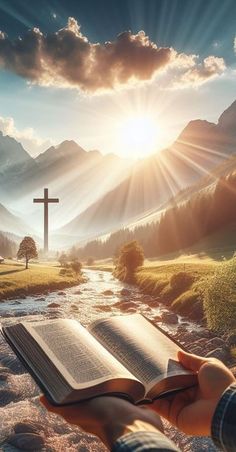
(2, 314, 197, 405)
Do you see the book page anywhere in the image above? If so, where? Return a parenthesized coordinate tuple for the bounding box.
(90, 314, 192, 391)
(23, 319, 139, 389)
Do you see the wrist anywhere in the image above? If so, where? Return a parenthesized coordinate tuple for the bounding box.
(211, 383, 236, 448)
(103, 415, 163, 448)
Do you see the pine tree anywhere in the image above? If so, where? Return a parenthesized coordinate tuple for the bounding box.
(17, 236, 38, 269)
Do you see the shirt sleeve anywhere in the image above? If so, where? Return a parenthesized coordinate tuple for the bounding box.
(211, 383, 236, 451)
(112, 431, 180, 451)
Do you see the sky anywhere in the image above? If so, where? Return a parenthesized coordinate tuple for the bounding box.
(0, 0, 236, 159)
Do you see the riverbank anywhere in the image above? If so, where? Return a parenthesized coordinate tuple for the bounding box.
(111, 255, 218, 322)
(89, 257, 218, 321)
(0, 261, 85, 301)
(134, 259, 218, 322)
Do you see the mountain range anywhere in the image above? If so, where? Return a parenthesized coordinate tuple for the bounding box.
(0, 135, 133, 231)
(59, 100, 236, 239)
(1, 99, 236, 247)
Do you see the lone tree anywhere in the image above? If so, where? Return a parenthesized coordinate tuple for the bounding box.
(17, 236, 38, 269)
(118, 240, 144, 281)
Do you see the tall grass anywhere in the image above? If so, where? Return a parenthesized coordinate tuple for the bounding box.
(204, 258, 236, 333)
(133, 262, 217, 321)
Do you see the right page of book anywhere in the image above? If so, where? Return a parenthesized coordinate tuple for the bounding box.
(89, 314, 196, 397)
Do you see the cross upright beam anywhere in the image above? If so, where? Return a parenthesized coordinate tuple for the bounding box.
(33, 188, 59, 254)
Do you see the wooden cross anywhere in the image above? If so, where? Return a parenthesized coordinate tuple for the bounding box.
(33, 188, 59, 253)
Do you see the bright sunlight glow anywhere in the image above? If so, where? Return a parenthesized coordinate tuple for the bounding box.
(119, 115, 159, 158)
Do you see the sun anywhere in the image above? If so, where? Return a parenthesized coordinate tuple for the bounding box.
(119, 115, 159, 158)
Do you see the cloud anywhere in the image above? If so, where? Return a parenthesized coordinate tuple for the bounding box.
(177, 56, 226, 87)
(0, 116, 52, 156)
(0, 18, 226, 93)
(160, 53, 225, 90)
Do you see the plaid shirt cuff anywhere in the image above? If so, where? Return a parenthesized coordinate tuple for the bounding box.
(211, 383, 236, 451)
(112, 431, 180, 451)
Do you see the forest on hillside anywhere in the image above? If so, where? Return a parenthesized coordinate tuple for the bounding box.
(74, 172, 236, 260)
(0, 233, 17, 258)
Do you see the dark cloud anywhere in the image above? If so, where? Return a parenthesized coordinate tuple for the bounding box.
(0, 18, 226, 93)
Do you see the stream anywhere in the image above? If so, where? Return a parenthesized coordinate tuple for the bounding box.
(0, 269, 217, 451)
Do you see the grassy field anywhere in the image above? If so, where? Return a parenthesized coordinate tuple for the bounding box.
(90, 251, 236, 336)
(85, 258, 114, 272)
(0, 260, 84, 300)
(135, 258, 218, 321)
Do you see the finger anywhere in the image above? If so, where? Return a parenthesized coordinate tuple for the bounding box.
(178, 351, 206, 372)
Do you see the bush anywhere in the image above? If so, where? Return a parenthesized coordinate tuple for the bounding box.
(170, 272, 194, 292)
(58, 253, 68, 268)
(172, 290, 202, 319)
(59, 268, 67, 276)
(70, 260, 82, 275)
(136, 273, 168, 296)
(204, 258, 236, 333)
(87, 257, 95, 266)
(116, 241, 144, 282)
(113, 264, 127, 282)
(59, 268, 73, 277)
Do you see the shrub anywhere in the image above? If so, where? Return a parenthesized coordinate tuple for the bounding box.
(87, 257, 95, 266)
(113, 264, 127, 282)
(170, 272, 194, 292)
(58, 253, 68, 268)
(59, 268, 67, 276)
(172, 290, 202, 319)
(59, 268, 73, 277)
(204, 258, 236, 333)
(137, 273, 168, 296)
(117, 241, 144, 281)
(70, 260, 82, 275)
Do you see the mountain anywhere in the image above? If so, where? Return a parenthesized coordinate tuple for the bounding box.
(2, 99, 236, 244)
(0, 202, 33, 236)
(218, 99, 236, 134)
(0, 137, 133, 230)
(0, 131, 33, 172)
(124, 153, 236, 232)
(35, 140, 90, 169)
(60, 100, 236, 240)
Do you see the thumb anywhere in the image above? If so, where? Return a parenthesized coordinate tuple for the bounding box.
(178, 350, 206, 372)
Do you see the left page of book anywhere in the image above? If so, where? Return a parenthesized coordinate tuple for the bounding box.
(4, 319, 145, 404)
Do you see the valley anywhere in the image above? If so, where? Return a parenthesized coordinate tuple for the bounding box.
(2, 100, 236, 249)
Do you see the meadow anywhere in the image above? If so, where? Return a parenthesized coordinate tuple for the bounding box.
(0, 260, 83, 300)
(135, 257, 218, 321)
(93, 251, 236, 335)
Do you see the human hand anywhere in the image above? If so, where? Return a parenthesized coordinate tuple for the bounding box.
(41, 395, 163, 448)
(152, 351, 235, 436)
